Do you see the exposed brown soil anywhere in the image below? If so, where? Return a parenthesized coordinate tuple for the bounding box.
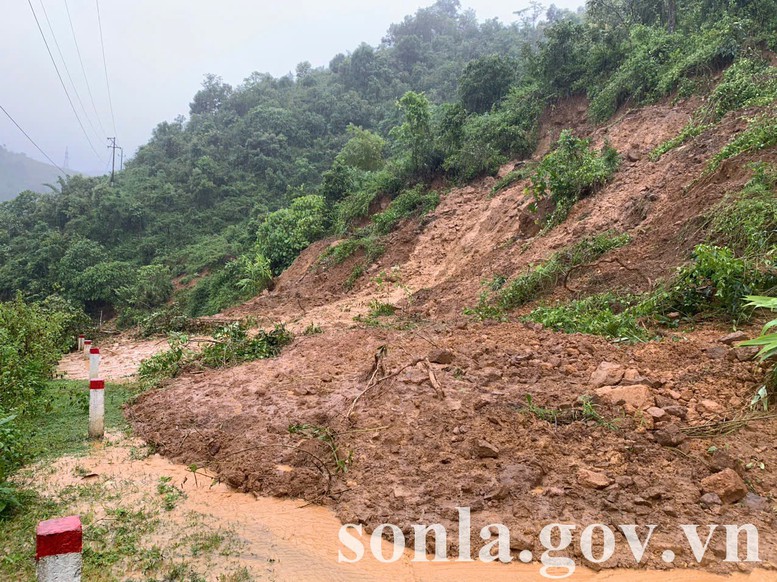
(128, 95, 777, 575)
(57, 337, 167, 381)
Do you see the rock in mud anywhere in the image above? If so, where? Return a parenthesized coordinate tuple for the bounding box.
(594, 384, 654, 410)
(700, 468, 748, 504)
(718, 331, 748, 345)
(654, 424, 687, 447)
(708, 449, 743, 474)
(577, 468, 612, 490)
(645, 406, 666, 420)
(663, 405, 687, 419)
(500, 463, 543, 493)
(700, 492, 723, 508)
(429, 349, 455, 365)
(705, 346, 728, 360)
(473, 439, 499, 459)
(590, 361, 625, 388)
(742, 492, 770, 512)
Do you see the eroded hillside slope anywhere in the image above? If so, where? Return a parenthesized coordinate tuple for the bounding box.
(129, 96, 777, 573)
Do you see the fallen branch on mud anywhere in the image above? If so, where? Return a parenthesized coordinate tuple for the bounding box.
(680, 411, 777, 438)
(346, 356, 424, 421)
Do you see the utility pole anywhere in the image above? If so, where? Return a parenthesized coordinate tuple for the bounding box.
(118, 146, 124, 171)
(107, 137, 117, 183)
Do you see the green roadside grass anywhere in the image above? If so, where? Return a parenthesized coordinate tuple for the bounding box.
(0, 380, 136, 580)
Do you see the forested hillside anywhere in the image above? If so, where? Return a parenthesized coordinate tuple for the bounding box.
(0, 0, 774, 326)
(0, 146, 66, 202)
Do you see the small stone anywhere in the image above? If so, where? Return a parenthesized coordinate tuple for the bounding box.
(485, 485, 509, 501)
(578, 468, 612, 490)
(594, 384, 655, 410)
(708, 449, 742, 474)
(734, 347, 759, 362)
(700, 468, 748, 504)
(654, 424, 687, 447)
(626, 149, 641, 162)
(667, 312, 681, 320)
(699, 399, 723, 414)
(663, 405, 687, 419)
(590, 361, 625, 388)
(668, 390, 682, 400)
(473, 439, 500, 459)
(718, 331, 748, 345)
(705, 346, 728, 360)
(479, 367, 502, 383)
(700, 492, 723, 508)
(742, 492, 770, 512)
(545, 487, 566, 497)
(429, 349, 455, 365)
(646, 407, 666, 420)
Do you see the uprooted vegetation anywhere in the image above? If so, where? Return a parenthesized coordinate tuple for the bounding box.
(137, 322, 293, 387)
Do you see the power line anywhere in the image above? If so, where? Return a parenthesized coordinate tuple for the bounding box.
(0, 103, 68, 175)
(64, 0, 108, 137)
(37, 0, 104, 146)
(26, 0, 105, 163)
(95, 0, 117, 138)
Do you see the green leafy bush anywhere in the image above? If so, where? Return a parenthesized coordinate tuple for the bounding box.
(200, 323, 293, 368)
(707, 113, 777, 173)
(467, 232, 631, 320)
(372, 186, 440, 235)
(665, 244, 774, 321)
(256, 195, 329, 274)
(137, 333, 194, 385)
(528, 130, 619, 229)
(708, 57, 777, 120)
(650, 56, 777, 161)
(526, 292, 652, 341)
(0, 296, 71, 415)
(115, 265, 173, 312)
(708, 164, 777, 260)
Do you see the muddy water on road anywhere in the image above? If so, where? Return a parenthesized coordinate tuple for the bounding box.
(36, 434, 772, 582)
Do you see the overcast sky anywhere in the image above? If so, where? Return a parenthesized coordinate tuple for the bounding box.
(0, 0, 584, 175)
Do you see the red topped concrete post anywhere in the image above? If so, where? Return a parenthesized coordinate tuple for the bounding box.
(36, 515, 82, 581)
(89, 379, 105, 439)
(88, 348, 100, 381)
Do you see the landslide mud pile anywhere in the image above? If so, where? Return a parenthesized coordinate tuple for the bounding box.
(129, 97, 777, 573)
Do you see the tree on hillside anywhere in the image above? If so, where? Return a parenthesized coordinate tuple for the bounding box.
(458, 55, 517, 114)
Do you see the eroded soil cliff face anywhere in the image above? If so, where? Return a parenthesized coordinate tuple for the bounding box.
(128, 96, 777, 573)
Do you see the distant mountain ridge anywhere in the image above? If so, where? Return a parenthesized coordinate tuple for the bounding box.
(0, 146, 67, 201)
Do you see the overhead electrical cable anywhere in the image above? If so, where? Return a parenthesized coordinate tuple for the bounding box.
(26, 0, 105, 163)
(95, 0, 117, 138)
(0, 103, 68, 174)
(64, 0, 108, 137)
(37, 0, 104, 145)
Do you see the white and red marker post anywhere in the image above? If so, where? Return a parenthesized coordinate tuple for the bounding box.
(36, 515, 82, 582)
(77, 334, 85, 352)
(88, 348, 101, 381)
(82, 339, 92, 359)
(88, 379, 105, 439)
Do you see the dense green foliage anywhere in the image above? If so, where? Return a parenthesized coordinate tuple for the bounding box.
(0, 296, 91, 515)
(528, 130, 620, 228)
(1, 0, 775, 323)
